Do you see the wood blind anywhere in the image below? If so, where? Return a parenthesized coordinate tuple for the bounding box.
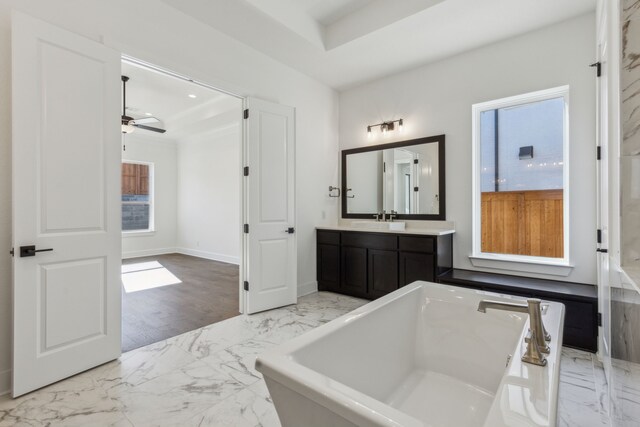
(121, 163, 149, 195)
(481, 189, 563, 258)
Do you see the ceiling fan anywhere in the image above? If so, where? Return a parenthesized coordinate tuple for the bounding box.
(121, 75, 166, 134)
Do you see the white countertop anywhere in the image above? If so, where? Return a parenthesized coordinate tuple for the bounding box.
(316, 225, 455, 236)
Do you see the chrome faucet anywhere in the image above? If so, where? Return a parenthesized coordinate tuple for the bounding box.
(381, 210, 386, 222)
(477, 298, 551, 366)
(388, 210, 397, 222)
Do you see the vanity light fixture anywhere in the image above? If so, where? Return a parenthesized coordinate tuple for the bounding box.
(367, 119, 404, 138)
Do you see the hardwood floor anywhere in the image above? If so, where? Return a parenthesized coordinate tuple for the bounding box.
(121, 253, 239, 352)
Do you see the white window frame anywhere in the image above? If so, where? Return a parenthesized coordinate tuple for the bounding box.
(470, 86, 571, 273)
(121, 160, 155, 235)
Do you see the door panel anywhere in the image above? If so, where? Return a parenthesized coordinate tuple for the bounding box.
(245, 98, 296, 314)
(41, 258, 106, 351)
(317, 243, 340, 291)
(259, 112, 289, 222)
(258, 239, 289, 292)
(399, 252, 435, 286)
(368, 249, 398, 298)
(341, 246, 367, 296)
(12, 12, 121, 396)
(40, 42, 107, 233)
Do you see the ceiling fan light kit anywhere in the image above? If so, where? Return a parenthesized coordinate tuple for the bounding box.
(121, 75, 167, 134)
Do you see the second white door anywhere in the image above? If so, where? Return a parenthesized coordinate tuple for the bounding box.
(244, 98, 297, 314)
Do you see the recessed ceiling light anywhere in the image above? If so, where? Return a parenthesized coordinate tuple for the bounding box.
(188, 94, 197, 99)
(145, 112, 153, 116)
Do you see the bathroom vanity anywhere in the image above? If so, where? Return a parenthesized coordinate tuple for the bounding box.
(316, 227, 453, 299)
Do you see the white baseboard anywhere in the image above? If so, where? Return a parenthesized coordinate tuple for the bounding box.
(0, 369, 10, 396)
(175, 247, 240, 265)
(298, 281, 318, 297)
(122, 247, 176, 259)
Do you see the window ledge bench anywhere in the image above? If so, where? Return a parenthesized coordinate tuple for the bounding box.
(437, 269, 598, 352)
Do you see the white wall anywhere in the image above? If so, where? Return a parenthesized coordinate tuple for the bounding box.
(121, 134, 178, 258)
(0, 0, 340, 394)
(176, 124, 241, 264)
(339, 13, 596, 284)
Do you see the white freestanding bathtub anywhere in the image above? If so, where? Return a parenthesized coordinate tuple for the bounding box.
(255, 281, 565, 427)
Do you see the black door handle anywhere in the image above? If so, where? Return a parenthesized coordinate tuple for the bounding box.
(286, 227, 295, 234)
(20, 245, 54, 258)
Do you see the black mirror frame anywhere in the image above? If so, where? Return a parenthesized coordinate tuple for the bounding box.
(341, 134, 446, 221)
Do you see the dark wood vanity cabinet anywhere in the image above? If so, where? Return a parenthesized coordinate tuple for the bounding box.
(317, 229, 453, 300)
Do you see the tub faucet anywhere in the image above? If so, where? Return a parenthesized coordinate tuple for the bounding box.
(477, 298, 551, 366)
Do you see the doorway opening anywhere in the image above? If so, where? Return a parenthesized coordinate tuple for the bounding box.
(120, 59, 244, 352)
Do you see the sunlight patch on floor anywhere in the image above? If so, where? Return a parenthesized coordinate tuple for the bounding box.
(121, 261, 182, 293)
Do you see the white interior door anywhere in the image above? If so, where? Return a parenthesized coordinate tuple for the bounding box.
(244, 98, 296, 314)
(595, 0, 611, 382)
(12, 12, 122, 397)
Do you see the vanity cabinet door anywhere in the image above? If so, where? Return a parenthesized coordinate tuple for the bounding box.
(317, 244, 340, 292)
(399, 252, 435, 286)
(341, 246, 368, 297)
(368, 249, 399, 298)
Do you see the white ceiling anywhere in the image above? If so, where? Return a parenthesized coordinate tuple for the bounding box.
(122, 62, 242, 140)
(301, 0, 372, 26)
(161, 0, 596, 90)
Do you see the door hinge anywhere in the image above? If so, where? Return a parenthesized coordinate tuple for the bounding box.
(244, 109, 249, 119)
(597, 312, 602, 327)
(590, 61, 602, 77)
(244, 281, 249, 291)
(244, 224, 249, 234)
(596, 248, 608, 253)
(9, 248, 14, 257)
(243, 166, 249, 176)
(413, 159, 419, 164)
(414, 186, 419, 192)
(597, 146, 601, 160)
(597, 229, 602, 244)
(383, 162, 386, 173)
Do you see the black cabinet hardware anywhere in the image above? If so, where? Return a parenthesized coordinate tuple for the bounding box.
(20, 245, 53, 258)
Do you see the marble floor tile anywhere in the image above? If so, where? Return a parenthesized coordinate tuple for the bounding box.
(185, 386, 280, 427)
(90, 339, 199, 393)
(0, 374, 126, 427)
(612, 358, 640, 426)
(0, 291, 618, 426)
(172, 316, 258, 359)
(201, 339, 278, 387)
(109, 360, 245, 426)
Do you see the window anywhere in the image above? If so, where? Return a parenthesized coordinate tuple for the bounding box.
(122, 162, 154, 232)
(472, 86, 569, 266)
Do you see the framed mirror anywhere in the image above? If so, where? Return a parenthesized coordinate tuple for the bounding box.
(342, 134, 445, 220)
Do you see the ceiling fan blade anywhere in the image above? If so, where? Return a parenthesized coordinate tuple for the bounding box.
(131, 117, 160, 125)
(133, 124, 166, 133)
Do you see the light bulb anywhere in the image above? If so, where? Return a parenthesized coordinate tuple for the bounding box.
(121, 123, 135, 134)
(398, 119, 404, 132)
(367, 126, 372, 139)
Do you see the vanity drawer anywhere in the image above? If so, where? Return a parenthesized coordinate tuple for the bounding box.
(399, 236, 435, 253)
(317, 230, 340, 245)
(342, 232, 397, 250)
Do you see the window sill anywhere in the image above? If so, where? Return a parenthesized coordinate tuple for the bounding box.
(122, 230, 155, 237)
(469, 254, 573, 277)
